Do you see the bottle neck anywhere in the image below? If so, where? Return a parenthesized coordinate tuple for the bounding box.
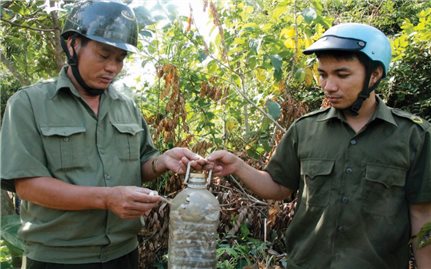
(187, 182, 207, 189)
(186, 173, 207, 189)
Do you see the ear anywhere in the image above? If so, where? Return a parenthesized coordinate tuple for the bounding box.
(66, 37, 81, 57)
(369, 65, 384, 86)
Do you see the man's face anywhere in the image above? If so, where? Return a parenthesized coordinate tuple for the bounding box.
(75, 39, 127, 89)
(317, 54, 365, 110)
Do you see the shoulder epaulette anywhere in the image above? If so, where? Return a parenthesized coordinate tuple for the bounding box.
(297, 107, 331, 121)
(391, 108, 430, 131)
(20, 78, 56, 91)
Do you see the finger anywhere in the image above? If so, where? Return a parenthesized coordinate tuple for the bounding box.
(206, 150, 226, 162)
(212, 165, 224, 174)
(143, 210, 152, 217)
(180, 156, 189, 165)
(189, 160, 203, 170)
(203, 163, 215, 170)
(140, 201, 159, 210)
(119, 208, 149, 219)
(125, 211, 151, 219)
(175, 161, 185, 174)
(132, 192, 161, 203)
(181, 148, 203, 161)
(135, 187, 152, 194)
(196, 158, 209, 165)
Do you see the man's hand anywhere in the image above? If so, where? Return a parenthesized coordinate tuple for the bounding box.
(205, 150, 293, 201)
(105, 186, 160, 219)
(155, 147, 207, 174)
(205, 150, 244, 177)
(142, 148, 207, 181)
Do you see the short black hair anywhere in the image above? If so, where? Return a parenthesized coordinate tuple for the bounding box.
(77, 35, 89, 47)
(62, 32, 90, 47)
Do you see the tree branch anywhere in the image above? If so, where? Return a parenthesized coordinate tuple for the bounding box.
(0, 18, 57, 32)
(0, 50, 30, 85)
(186, 8, 287, 133)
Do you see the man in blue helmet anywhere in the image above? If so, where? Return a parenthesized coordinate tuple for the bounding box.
(0, 1, 205, 268)
(206, 23, 431, 268)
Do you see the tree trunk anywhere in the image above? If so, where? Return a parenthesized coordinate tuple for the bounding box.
(49, 0, 65, 71)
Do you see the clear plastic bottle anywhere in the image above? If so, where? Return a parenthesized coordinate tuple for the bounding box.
(168, 168, 220, 269)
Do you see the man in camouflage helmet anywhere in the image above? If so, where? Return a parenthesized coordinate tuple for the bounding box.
(206, 23, 431, 268)
(0, 1, 205, 268)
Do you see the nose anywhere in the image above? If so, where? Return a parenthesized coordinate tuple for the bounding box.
(105, 59, 123, 74)
(321, 77, 337, 93)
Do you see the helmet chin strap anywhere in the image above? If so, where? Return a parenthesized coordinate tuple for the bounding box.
(348, 61, 381, 116)
(60, 35, 105, 96)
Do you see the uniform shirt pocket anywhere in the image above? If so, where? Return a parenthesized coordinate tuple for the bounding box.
(301, 159, 335, 207)
(111, 122, 143, 161)
(362, 164, 406, 216)
(40, 126, 87, 170)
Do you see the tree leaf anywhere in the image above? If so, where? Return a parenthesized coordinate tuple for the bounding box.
(266, 100, 281, 120)
(417, 222, 431, 248)
(302, 7, 317, 23)
(270, 54, 282, 71)
(1, 215, 24, 256)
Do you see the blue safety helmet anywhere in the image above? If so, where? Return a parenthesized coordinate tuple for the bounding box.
(303, 23, 392, 115)
(303, 23, 391, 77)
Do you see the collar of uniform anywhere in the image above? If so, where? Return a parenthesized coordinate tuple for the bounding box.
(49, 66, 121, 100)
(49, 66, 81, 99)
(370, 95, 398, 127)
(317, 107, 342, 122)
(317, 96, 398, 127)
(105, 84, 121, 100)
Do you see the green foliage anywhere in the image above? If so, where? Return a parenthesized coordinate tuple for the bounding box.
(216, 224, 274, 268)
(0, 0, 64, 82)
(385, 7, 431, 120)
(319, 0, 428, 33)
(0, 240, 14, 269)
(0, 73, 21, 117)
(1, 0, 67, 116)
(132, 0, 332, 162)
(417, 222, 431, 249)
(1, 215, 24, 257)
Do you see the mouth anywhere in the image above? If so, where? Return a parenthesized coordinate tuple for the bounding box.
(326, 96, 341, 103)
(98, 76, 114, 84)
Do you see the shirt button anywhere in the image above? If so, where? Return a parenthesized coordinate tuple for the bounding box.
(337, 226, 345, 232)
(341, 196, 349, 204)
(350, 139, 357, 145)
(104, 174, 111, 180)
(63, 137, 70, 142)
(345, 167, 353, 174)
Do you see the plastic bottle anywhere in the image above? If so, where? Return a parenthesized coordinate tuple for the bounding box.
(168, 166, 220, 269)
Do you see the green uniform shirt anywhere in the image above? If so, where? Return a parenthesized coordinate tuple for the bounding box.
(266, 97, 431, 269)
(0, 67, 158, 263)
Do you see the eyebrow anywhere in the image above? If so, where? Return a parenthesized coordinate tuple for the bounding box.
(317, 67, 352, 73)
(98, 44, 128, 57)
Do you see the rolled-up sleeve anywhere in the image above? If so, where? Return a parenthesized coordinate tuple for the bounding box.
(1, 91, 51, 191)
